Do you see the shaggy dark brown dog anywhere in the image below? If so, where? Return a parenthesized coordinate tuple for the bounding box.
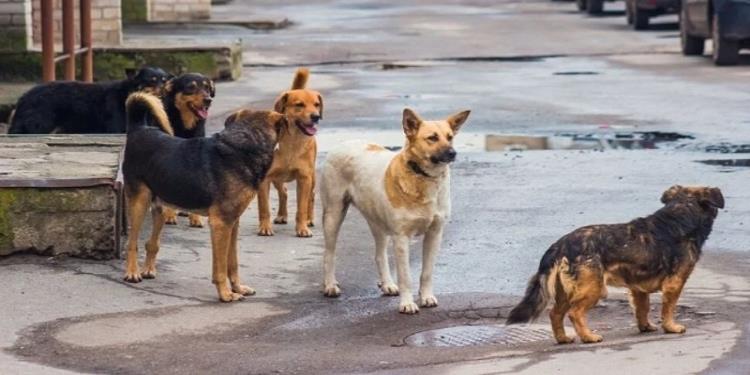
(507, 185, 724, 344)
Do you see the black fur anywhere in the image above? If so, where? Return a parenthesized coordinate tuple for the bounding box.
(507, 187, 723, 324)
(8, 67, 171, 134)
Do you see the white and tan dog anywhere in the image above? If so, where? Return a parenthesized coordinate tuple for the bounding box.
(320, 108, 470, 314)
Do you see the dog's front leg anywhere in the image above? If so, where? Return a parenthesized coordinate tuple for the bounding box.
(295, 175, 314, 237)
(394, 235, 418, 314)
(228, 220, 255, 296)
(257, 179, 274, 236)
(419, 221, 443, 308)
(661, 267, 693, 334)
(210, 215, 244, 302)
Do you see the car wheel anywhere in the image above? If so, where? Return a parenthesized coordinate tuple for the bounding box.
(712, 14, 739, 65)
(586, 0, 603, 14)
(626, 1, 634, 24)
(633, 7, 649, 30)
(680, 5, 704, 55)
(577, 0, 587, 12)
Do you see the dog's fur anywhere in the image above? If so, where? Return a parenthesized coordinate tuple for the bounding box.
(121, 93, 283, 302)
(8, 67, 171, 134)
(320, 108, 470, 314)
(506, 185, 724, 344)
(158, 73, 216, 228)
(257, 68, 322, 237)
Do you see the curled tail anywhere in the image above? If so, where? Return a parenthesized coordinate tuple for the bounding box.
(126, 92, 173, 135)
(506, 251, 562, 324)
(291, 67, 309, 90)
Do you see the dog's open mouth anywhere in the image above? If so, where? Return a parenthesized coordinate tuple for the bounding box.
(188, 103, 210, 120)
(296, 120, 318, 136)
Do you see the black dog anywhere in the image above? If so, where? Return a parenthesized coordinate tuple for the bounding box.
(8, 67, 171, 134)
(507, 185, 723, 344)
(122, 92, 283, 302)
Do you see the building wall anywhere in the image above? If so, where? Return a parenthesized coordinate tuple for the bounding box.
(30, 0, 122, 48)
(149, 0, 210, 21)
(0, 0, 32, 52)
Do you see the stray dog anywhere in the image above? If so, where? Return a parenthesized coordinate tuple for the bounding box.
(507, 185, 724, 344)
(8, 66, 170, 134)
(320, 108, 470, 314)
(121, 92, 282, 302)
(159, 73, 216, 228)
(257, 68, 322, 237)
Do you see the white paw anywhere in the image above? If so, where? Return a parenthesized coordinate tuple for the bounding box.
(379, 283, 399, 296)
(323, 284, 341, 297)
(399, 301, 420, 314)
(419, 295, 438, 308)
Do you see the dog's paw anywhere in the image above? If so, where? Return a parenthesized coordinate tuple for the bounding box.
(555, 335, 575, 345)
(379, 282, 399, 296)
(296, 227, 313, 237)
(580, 333, 603, 343)
(258, 225, 274, 236)
(218, 291, 245, 303)
(274, 217, 288, 224)
(419, 295, 438, 308)
(188, 215, 203, 228)
(232, 284, 256, 296)
(140, 269, 157, 279)
(399, 301, 420, 315)
(663, 323, 686, 334)
(164, 216, 178, 225)
(638, 323, 658, 333)
(323, 284, 341, 297)
(123, 272, 143, 283)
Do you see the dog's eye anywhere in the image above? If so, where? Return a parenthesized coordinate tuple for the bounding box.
(295, 103, 305, 108)
(314, 103, 321, 107)
(427, 134, 439, 142)
(447, 135, 453, 141)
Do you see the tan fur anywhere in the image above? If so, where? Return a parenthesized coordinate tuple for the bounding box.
(126, 92, 173, 135)
(366, 143, 386, 151)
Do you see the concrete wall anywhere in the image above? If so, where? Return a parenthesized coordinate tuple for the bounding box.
(30, 0, 122, 48)
(0, 0, 32, 52)
(149, 0, 210, 21)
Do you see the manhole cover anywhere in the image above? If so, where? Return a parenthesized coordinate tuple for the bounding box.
(404, 325, 550, 347)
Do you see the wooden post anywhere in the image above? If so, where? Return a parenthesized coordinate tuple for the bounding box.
(62, 0, 76, 80)
(80, 0, 93, 82)
(41, 0, 55, 82)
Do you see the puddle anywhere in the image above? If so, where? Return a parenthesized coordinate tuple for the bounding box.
(554, 71, 600, 76)
(702, 143, 750, 154)
(404, 325, 551, 348)
(697, 159, 750, 167)
(486, 132, 693, 152)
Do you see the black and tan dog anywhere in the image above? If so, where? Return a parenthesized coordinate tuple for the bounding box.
(121, 92, 283, 302)
(257, 68, 322, 237)
(9, 66, 171, 134)
(507, 185, 724, 344)
(159, 73, 216, 228)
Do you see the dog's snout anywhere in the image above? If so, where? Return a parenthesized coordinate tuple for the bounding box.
(445, 148, 457, 161)
(310, 113, 321, 123)
(203, 97, 213, 106)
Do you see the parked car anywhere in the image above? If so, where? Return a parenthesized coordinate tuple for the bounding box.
(625, 0, 680, 30)
(680, 0, 750, 65)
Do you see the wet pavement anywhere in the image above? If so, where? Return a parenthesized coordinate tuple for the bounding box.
(3, 0, 750, 374)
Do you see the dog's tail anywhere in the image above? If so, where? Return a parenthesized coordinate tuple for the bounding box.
(506, 249, 564, 325)
(126, 92, 173, 135)
(291, 67, 309, 90)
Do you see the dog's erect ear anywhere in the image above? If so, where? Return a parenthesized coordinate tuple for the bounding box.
(125, 68, 137, 79)
(224, 110, 242, 128)
(274, 93, 289, 114)
(402, 108, 422, 138)
(661, 185, 683, 204)
(163, 79, 174, 95)
(702, 187, 725, 209)
(317, 94, 324, 120)
(446, 110, 470, 133)
(208, 80, 216, 97)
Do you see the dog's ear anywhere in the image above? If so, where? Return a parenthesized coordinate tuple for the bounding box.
(274, 92, 289, 113)
(317, 94, 324, 120)
(125, 68, 137, 79)
(702, 187, 725, 209)
(272, 111, 287, 133)
(208, 80, 216, 98)
(163, 78, 174, 95)
(402, 108, 422, 138)
(224, 111, 242, 128)
(446, 110, 470, 133)
(661, 185, 683, 204)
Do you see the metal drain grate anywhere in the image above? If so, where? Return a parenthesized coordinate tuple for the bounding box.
(405, 325, 551, 347)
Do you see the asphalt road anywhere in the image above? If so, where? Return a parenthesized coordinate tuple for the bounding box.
(3, 0, 750, 374)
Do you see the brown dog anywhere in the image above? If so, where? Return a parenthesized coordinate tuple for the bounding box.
(257, 68, 323, 237)
(507, 185, 723, 344)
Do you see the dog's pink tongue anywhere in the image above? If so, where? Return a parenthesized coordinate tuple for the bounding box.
(197, 108, 209, 119)
(303, 125, 317, 136)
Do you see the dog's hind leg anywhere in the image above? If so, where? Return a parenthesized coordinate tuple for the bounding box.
(141, 204, 166, 279)
(188, 213, 203, 228)
(123, 184, 151, 283)
(418, 221, 443, 308)
(567, 265, 605, 343)
(369, 223, 397, 296)
(228, 220, 255, 296)
(630, 290, 657, 332)
(394, 235, 419, 314)
(550, 289, 574, 344)
(209, 213, 243, 302)
(322, 197, 349, 297)
(258, 180, 275, 236)
(273, 181, 289, 225)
